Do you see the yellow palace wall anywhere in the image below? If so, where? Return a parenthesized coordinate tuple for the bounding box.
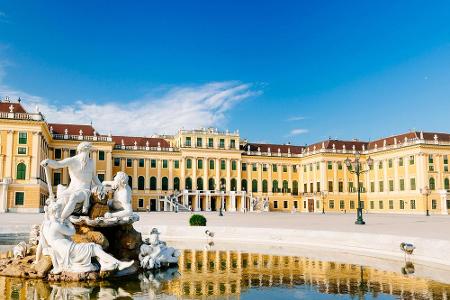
(0, 117, 449, 215)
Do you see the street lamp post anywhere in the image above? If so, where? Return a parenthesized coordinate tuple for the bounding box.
(344, 152, 373, 225)
(320, 190, 328, 214)
(420, 186, 431, 216)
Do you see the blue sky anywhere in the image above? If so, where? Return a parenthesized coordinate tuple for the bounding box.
(0, 1, 449, 144)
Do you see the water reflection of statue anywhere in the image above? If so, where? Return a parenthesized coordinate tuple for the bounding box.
(101, 172, 133, 218)
(40, 142, 105, 220)
(41, 201, 133, 274)
(139, 228, 180, 269)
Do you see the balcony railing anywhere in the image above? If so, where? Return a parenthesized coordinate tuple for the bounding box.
(53, 134, 112, 142)
(0, 111, 44, 121)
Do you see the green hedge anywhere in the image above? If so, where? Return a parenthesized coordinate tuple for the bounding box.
(189, 214, 207, 226)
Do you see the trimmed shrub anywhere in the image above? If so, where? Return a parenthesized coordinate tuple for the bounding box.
(189, 214, 207, 226)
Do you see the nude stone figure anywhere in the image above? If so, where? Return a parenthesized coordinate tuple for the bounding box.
(102, 171, 133, 218)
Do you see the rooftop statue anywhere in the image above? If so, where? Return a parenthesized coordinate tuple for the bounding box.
(40, 142, 105, 220)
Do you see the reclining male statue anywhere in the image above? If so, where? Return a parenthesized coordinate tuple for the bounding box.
(101, 171, 133, 218)
(40, 142, 105, 220)
(38, 201, 134, 274)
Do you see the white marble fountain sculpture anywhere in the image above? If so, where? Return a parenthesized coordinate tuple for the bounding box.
(139, 228, 180, 270)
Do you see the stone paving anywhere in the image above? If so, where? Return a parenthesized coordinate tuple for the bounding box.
(0, 211, 449, 240)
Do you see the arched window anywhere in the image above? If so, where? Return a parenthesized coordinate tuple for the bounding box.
(262, 180, 268, 193)
(220, 178, 226, 191)
(173, 177, 180, 191)
(138, 176, 145, 190)
(429, 177, 436, 190)
(208, 178, 215, 190)
(162, 177, 169, 191)
(241, 179, 247, 191)
(252, 180, 258, 192)
(197, 177, 203, 190)
(185, 177, 192, 190)
(16, 163, 26, 180)
(128, 176, 133, 189)
(230, 178, 237, 191)
(445, 178, 450, 190)
(272, 180, 279, 193)
(282, 180, 289, 193)
(293, 180, 299, 195)
(150, 177, 157, 190)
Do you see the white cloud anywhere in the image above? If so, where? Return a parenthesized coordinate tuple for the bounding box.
(288, 128, 309, 136)
(287, 116, 305, 121)
(0, 65, 261, 136)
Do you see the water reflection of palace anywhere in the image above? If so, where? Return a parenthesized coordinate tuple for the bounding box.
(1, 249, 450, 299)
(163, 250, 450, 299)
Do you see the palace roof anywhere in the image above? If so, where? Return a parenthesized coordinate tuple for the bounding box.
(242, 143, 305, 154)
(0, 102, 28, 113)
(111, 135, 170, 148)
(305, 139, 369, 152)
(48, 123, 98, 136)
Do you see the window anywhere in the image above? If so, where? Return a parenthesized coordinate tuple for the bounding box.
(444, 155, 448, 165)
(303, 183, 307, 193)
(360, 201, 365, 209)
(242, 163, 247, 171)
(241, 179, 247, 191)
(252, 180, 257, 192)
(398, 157, 403, 166)
(163, 160, 168, 168)
(209, 160, 214, 169)
(18, 132, 27, 144)
(232, 160, 237, 170)
(230, 139, 236, 149)
(350, 201, 355, 209)
(303, 201, 307, 209)
(348, 182, 354, 192)
(410, 178, 416, 190)
(161, 177, 168, 190)
(185, 137, 191, 147)
(283, 165, 287, 172)
(329, 200, 335, 209)
(70, 149, 76, 157)
(273, 180, 279, 193)
(293, 181, 298, 195)
(389, 180, 394, 192)
(197, 159, 203, 169)
(338, 162, 342, 170)
(303, 165, 307, 172)
(139, 159, 145, 168)
(208, 138, 214, 148)
(174, 160, 179, 169)
(409, 155, 415, 165)
(185, 177, 193, 190)
(174, 177, 180, 191)
(273, 164, 277, 172)
(151, 159, 156, 168)
(262, 164, 267, 172)
(274, 201, 278, 209)
(55, 149, 62, 159)
(98, 174, 104, 182)
(17, 147, 26, 155)
(196, 138, 202, 147)
(399, 179, 405, 191)
(98, 151, 105, 161)
(370, 182, 375, 193)
(316, 162, 320, 170)
(219, 139, 225, 148)
(283, 180, 289, 193)
(114, 158, 120, 167)
(327, 161, 332, 170)
(138, 199, 144, 208)
(262, 180, 268, 193)
(294, 201, 298, 209)
(340, 200, 345, 209)
(410, 200, 416, 209)
(388, 159, 393, 168)
(230, 178, 237, 191)
(379, 161, 383, 169)
(126, 159, 132, 168)
(432, 199, 437, 209)
(310, 182, 313, 193)
(429, 154, 434, 164)
(338, 181, 343, 193)
(252, 163, 257, 171)
(328, 181, 333, 192)
(128, 176, 132, 189)
(221, 160, 226, 170)
(150, 177, 157, 190)
(445, 178, 450, 190)
(186, 159, 192, 169)
(370, 201, 374, 209)
(138, 176, 145, 190)
(283, 201, 288, 209)
(15, 192, 24, 205)
(208, 178, 215, 190)
(292, 165, 297, 173)
(16, 163, 26, 180)
(429, 177, 436, 190)
(400, 200, 405, 209)
(379, 181, 384, 192)
(379, 201, 384, 209)
(53, 172, 61, 186)
(316, 182, 320, 192)
(389, 200, 394, 209)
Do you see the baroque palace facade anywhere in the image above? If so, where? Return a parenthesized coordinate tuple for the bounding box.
(0, 97, 449, 214)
